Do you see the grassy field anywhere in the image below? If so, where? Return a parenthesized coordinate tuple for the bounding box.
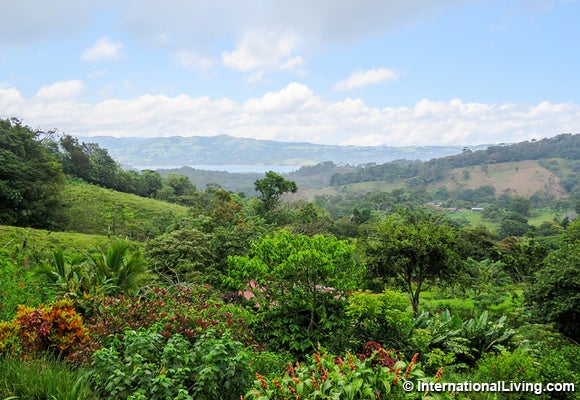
(61, 180, 190, 241)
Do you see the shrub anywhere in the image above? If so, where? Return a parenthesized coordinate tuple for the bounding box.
(537, 345, 580, 400)
(473, 350, 542, 400)
(91, 327, 253, 400)
(85, 285, 254, 351)
(245, 347, 451, 399)
(0, 299, 88, 359)
(346, 289, 414, 350)
(190, 330, 253, 400)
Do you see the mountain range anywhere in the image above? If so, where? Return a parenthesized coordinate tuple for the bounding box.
(78, 134, 490, 169)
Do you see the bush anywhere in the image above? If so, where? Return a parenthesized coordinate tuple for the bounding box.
(537, 345, 580, 400)
(85, 285, 254, 355)
(0, 299, 89, 359)
(473, 350, 542, 400)
(245, 347, 452, 399)
(91, 327, 252, 400)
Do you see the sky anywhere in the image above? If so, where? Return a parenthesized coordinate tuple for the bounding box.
(0, 0, 579, 147)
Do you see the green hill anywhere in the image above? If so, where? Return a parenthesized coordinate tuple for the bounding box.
(60, 179, 190, 240)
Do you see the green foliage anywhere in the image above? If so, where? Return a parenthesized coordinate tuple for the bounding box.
(498, 236, 549, 283)
(536, 345, 580, 399)
(0, 355, 96, 400)
(226, 230, 361, 354)
(364, 209, 461, 315)
(473, 350, 542, 400)
(463, 258, 512, 309)
(91, 327, 252, 400)
(144, 228, 214, 284)
(92, 327, 197, 400)
(41, 242, 154, 302)
(254, 171, 298, 215)
(190, 330, 252, 400)
(411, 310, 515, 368)
(246, 349, 450, 399)
(0, 118, 65, 228)
(0, 253, 46, 321)
(525, 235, 580, 341)
(346, 289, 414, 350)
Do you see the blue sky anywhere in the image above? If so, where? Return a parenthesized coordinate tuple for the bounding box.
(0, 0, 578, 146)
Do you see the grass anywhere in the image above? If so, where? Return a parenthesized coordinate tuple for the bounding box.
(0, 355, 98, 400)
(0, 225, 109, 255)
(61, 179, 190, 240)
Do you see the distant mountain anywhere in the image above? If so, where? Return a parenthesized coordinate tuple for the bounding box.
(78, 134, 489, 168)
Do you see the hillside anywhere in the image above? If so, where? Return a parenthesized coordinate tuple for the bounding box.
(60, 180, 190, 240)
(78, 134, 489, 168)
(436, 159, 568, 198)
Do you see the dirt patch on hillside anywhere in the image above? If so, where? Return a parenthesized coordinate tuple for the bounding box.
(442, 160, 566, 198)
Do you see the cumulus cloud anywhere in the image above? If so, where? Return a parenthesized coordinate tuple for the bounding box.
(82, 37, 125, 62)
(334, 68, 399, 91)
(35, 80, 85, 101)
(222, 30, 303, 74)
(1, 81, 577, 147)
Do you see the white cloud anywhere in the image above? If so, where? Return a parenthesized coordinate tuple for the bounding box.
(35, 80, 85, 101)
(222, 30, 303, 74)
(1, 82, 578, 147)
(82, 37, 125, 62)
(334, 68, 399, 91)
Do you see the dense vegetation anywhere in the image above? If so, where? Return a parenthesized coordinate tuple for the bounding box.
(0, 118, 578, 399)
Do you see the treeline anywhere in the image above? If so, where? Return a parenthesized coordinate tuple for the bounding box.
(0, 118, 206, 229)
(330, 133, 580, 187)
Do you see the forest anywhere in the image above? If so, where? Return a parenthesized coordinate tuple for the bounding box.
(0, 117, 578, 399)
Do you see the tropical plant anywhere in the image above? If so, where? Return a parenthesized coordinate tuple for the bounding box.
(0, 299, 89, 359)
(246, 347, 451, 399)
(346, 289, 414, 350)
(41, 242, 154, 301)
(254, 171, 298, 216)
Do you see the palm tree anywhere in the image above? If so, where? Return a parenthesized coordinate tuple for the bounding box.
(41, 249, 87, 298)
(88, 241, 155, 296)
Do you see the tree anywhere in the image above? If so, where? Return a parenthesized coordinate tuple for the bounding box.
(0, 118, 65, 228)
(144, 228, 214, 284)
(254, 171, 297, 213)
(364, 209, 460, 316)
(525, 221, 580, 341)
(226, 230, 361, 353)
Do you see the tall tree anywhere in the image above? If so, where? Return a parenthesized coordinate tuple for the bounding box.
(364, 209, 460, 316)
(254, 171, 297, 213)
(0, 118, 65, 228)
(525, 220, 580, 341)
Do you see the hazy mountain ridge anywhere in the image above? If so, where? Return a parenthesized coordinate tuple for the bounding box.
(78, 134, 490, 168)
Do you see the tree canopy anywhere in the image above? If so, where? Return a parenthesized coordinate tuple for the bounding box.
(364, 209, 461, 316)
(0, 118, 65, 228)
